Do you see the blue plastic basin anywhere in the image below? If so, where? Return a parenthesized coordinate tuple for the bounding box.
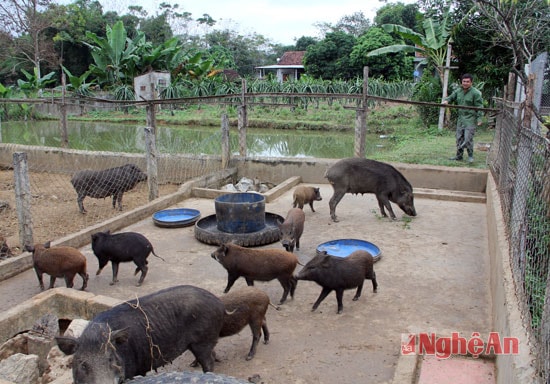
(316, 239, 382, 261)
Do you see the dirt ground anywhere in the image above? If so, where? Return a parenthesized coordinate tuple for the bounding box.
(0, 170, 179, 254)
(0, 178, 492, 384)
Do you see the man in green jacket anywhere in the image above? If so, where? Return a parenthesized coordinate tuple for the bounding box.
(443, 73, 484, 163)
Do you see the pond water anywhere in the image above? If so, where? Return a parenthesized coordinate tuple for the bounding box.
(0, 120, 394, 159)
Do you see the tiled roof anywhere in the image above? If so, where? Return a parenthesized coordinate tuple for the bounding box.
(277, 51, 306, 66)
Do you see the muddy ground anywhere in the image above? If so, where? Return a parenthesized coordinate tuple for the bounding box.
(0, 176, 491, 384)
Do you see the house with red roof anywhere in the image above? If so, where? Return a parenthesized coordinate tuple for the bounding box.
(255, 51, 306, 82)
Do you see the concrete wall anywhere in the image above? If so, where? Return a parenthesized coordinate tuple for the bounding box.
(486, 175, 536, 383)
(0, 288, 120, 344)
(0, 145, 488, 193)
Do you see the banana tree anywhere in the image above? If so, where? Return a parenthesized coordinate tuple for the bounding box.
(367, 12, 452, 83)
(17, 68, 57, 96)
(84, 20, 139, 87)
(0, 83, 14, 120)
(62, 66, 95, 97)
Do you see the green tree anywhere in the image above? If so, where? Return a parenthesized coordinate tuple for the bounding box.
(304, 31, 359, 80)
(470, 0, 550, 84)
(295, 36, 318, 51)
(350, 27, 413, 80)
(49, 0, 106, 77)
(374, 2, 421, 31)
(204, 29, 274, 76)
(0, 0, 57, 82)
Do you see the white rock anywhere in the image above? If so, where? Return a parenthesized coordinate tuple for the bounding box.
(0, 353, 39, 384)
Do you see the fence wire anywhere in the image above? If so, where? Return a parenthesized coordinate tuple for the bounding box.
(0, 140, 220, 248)
(488, 100, 550, 383)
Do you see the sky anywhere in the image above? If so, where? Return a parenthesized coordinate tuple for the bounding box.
(95, 0, 415, 45)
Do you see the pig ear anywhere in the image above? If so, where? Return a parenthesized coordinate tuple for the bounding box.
(110, 328, 129, 345)
(25, 245, 35, 252)
(44, 241, 51, 249)
(320, 253, 331, 267)
(56, 336, 79, 355)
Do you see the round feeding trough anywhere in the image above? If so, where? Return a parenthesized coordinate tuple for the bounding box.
(316, 239, 382, 262)
(152, 208, 201, 228)
(195, 192, 282, 247)
(195, 212, 283, 247)
(215, 192, 265, 233)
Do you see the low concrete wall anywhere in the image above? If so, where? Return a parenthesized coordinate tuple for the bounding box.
(486, 175, 536, 383)
(0, 145, 488, 193)
(0, 288, 120, 344)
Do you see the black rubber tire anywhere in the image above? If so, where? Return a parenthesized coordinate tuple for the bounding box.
(194, 213, 283, 247)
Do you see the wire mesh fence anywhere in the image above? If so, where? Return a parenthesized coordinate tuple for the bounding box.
(0, 141, 221, 252)
(487, 99, 550, 383)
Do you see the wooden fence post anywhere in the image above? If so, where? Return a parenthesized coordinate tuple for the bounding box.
(13, 152, 33, 249)
(221, 113, 230, 168)
(354, 66, 368, 157)
(144, 127, 159, 201)
(59, 72, 69, 148)
(146, 102, 156, 136)
(238, 79, 248, 157)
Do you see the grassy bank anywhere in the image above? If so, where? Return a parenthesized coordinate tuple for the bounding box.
(69, 103, 495, 169)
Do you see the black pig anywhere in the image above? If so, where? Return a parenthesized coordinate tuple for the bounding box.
(297, 250, 378, 314)
(91, 230, 164, 286)
(71, 163, 147, 213)
(325, 157, 417, 222)
(56, 285, 225, 383)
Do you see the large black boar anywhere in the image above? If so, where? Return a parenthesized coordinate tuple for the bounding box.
(56, 285, 225, 383)
(277, 207, 305, 252)
(296, 250, 378, 314)
(211, 242, 298, 305)
(91, 230, 164, 286)
(71, 164, 147, 213)
(325, 157, 417, 222)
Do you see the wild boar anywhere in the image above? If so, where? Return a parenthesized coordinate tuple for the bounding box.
(293, 186, 322, 212)
(25, 242, 89, 291)
(296, 250, 377, 314)
(220, 287, 275, 360)
(91, 230, 164, 286)
(325, 157, 417, 222)
(71, 163, 147, 214)
(277, 207, 305, 252)
(211, 242, 298, 304)
(56, 285, 225, 383)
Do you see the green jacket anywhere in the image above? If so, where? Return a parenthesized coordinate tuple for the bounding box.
(445, 86, 484, 127)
